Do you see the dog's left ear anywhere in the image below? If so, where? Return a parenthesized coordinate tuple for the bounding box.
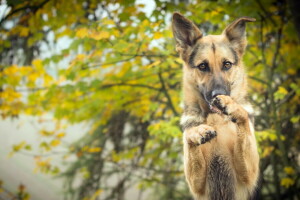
(223, 17, 255, 55)
(172, 12, 202, 50)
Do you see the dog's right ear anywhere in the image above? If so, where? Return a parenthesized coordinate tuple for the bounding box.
(223, 17, 255, 55)
(172, 12, 202, 50)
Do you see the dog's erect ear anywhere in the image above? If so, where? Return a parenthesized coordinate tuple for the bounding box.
(172, 12, 202, 50)
(223, 17, 255, 55)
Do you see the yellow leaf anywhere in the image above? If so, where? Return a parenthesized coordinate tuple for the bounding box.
(76, 28, 89, 38)
(112, 151, 121, 162)
(153, 32, 163, 39)
(87, 147, 102, 153)
(2, 87, 21, 101)
(34, 157, 52, 173)
(56, 132, 65, 138)
(281, 177, 295, 188)
(32, 59, 43, 71)
(91, 189, 103, 200)
(19, 66, 33, 76)
(102, 18, 115, 25)
(40, 130, 54, 136)
(3, 65, 18, 75)
(43, 74, 53, 86)
(56, 28, 71, 38)
(146, 60, 161, 68)
(19, 26, 29, 37)
(75, 54, 86, 61)
(262, 146, 274, 158)
(175, 58, 183, 64)
(28, 72, 39, 82)
(163, 29, 173, 38)
(100, 31, 110, 39)
(13, 141, 26, 152)
(50, 139, 61, 147)
(284, 166, 295, 175)
(287, 68, 296, 75)
(90, 31, 110, 40)
(277, 86, 288, 95)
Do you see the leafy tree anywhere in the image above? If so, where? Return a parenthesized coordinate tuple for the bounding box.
(1, 0, 299, 199)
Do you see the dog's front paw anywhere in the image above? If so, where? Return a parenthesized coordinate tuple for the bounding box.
(212, 95, 247, 123)
(211, 95, 234, 115)
(185, 125, 217, 146)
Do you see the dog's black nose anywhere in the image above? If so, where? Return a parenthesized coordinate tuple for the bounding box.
(211, 88, 227, 98)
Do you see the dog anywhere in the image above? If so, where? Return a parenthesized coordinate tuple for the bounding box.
(172, 13, 260, 200)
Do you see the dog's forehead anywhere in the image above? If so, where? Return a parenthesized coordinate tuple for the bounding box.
(201, 35, 225, 43)
(193, 35, 231, 55)
(189, 34, 237, 66)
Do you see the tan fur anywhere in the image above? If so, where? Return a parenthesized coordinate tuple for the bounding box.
(172, 13, 259, 200)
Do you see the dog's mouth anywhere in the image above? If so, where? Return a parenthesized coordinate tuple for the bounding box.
(204, 93, 226, 114)
(203, 94, 222, 114)
(202, 93, 217, 113)
(209, 103, 222, 114)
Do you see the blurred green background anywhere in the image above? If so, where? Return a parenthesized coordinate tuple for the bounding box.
(0, 0, 299, 199)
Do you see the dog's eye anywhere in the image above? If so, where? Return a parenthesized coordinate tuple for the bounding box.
(197, 63, 209, 72)
(223, 61, 232, 71)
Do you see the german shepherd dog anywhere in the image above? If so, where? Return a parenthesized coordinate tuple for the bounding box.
(172, 13, 259, 200)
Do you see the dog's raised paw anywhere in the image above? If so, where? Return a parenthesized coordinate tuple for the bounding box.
(185, 125, 217, 146)
(212, 96, 228, 115)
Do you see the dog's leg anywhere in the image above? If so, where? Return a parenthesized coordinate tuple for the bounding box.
(212, 95, 259, 188)
(183, 125, 216, 197)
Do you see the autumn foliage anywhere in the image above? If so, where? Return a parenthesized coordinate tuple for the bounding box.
(0, 0, 300, 199)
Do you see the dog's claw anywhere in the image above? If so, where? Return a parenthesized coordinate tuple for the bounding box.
(200, 136, 206, 145)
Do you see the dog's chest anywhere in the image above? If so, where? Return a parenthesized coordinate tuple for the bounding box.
(206, 113, 237, 153)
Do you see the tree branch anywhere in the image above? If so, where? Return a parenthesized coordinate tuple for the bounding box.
(101, 83, 160, 91)
(255, 0, 277, 26)
(0, 0, 50, 26)
(157, 72, 179, 116)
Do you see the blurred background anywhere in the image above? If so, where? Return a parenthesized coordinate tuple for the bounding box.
(0, 0, 299, 199)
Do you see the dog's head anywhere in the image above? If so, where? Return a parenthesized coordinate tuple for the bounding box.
(172, 13, 255, 108)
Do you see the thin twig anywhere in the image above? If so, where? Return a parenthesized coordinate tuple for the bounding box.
(255, 0, 276, 26)
(101, 83, 160, 91)
(158, 71, 179, 116)
(100, 3, 123, 33)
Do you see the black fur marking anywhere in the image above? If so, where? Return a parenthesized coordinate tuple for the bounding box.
(189, 44, 200, 68)
(229, 47, 239, 65)
(181, 120, 202, 131)
(181, 104, 205, 131)
(208, 156, 235, 200)
(183, 104, 202, 115)
(188, 43, 208, 68)
(212, 43, 216, 53)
